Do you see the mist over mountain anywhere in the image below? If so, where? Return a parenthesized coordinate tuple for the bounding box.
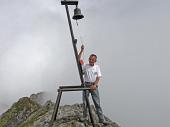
(0, 0, 169, 127)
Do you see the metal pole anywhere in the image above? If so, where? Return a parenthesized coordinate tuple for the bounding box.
(64, 5, 84, 86)
(84, 90, 96, 127)
(49, 90, 62, 127)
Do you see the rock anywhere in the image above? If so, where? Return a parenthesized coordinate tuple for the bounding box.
(30, 92, 47, 106)
(0, 97, 40, 127)
(0, 93, 120, 127)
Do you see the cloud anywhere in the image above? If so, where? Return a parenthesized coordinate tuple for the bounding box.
(0, 0, 169, 127)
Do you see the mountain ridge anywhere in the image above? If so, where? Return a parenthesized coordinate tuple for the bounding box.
(0, 92, 120, 127)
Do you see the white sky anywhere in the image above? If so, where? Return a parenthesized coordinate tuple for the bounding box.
(0, 0, 169, 127)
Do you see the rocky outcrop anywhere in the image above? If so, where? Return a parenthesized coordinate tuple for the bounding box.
(30, 92, 47, 106)
(0, 97, 40, 127)
(0, 93, 120, 127)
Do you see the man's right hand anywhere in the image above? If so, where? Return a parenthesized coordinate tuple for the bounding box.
(81, 44, 84, 51)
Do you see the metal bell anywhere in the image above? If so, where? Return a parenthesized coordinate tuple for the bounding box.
(72, 7, 84, 20)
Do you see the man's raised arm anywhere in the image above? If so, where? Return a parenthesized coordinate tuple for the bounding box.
(78, 44, 84, 61)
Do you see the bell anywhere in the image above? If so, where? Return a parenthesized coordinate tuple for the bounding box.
(72, 7, 84, 20)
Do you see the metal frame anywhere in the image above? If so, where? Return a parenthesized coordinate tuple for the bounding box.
(49, 86, 91, 126)
(61, 0, 78, 5)
(49, 1, 96, 127)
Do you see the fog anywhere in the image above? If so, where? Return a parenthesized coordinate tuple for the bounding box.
(0, 0, 169, 127)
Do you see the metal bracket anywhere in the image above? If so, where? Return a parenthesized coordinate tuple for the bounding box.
(49, 85, 96, 127)
(61, 0, 78, 5)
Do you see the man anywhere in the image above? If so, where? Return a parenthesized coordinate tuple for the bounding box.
(78, 44, 109, 125)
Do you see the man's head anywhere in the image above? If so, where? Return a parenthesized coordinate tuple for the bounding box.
(89, 54, 97, 66)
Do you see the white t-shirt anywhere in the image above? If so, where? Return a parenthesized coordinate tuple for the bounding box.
(82, 64, 102, 83)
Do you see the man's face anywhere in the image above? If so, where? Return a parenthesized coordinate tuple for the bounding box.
(89, 56, 97, 66)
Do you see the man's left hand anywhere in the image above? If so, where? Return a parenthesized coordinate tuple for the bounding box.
(90, 84, 97, 91)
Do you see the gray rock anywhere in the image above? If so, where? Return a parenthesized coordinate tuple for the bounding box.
(0, 93, 120, 127)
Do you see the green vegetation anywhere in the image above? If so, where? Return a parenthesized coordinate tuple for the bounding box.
(0, 97, 40, 127)
(19, 105, 49, 127)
